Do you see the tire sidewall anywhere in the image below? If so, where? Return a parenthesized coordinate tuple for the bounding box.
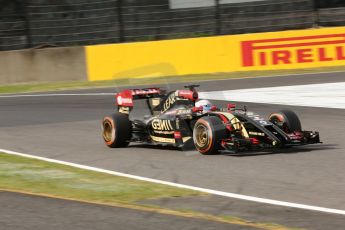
(193, 118, 214, 154)
(102, 116, 116, 146)
(102, 113, 131, 147)
(269, 110, 302, 133)
(193, 116, 226, 155)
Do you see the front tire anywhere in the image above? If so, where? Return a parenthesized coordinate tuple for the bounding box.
(193, 116, 226, 155)
(102, 113, 132, 148)
(269, 110, 302, 133)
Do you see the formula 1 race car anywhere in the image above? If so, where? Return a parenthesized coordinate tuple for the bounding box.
(102, 85, 321, 154)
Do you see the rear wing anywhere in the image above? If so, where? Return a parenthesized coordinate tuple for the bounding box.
(131, 88, 162, 99)
(115, 88, 163, 113)
(115, 85, 200, 115)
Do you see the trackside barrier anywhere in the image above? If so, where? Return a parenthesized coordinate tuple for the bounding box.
(85, 26, 345, 81)
(0, 47, 87, 84)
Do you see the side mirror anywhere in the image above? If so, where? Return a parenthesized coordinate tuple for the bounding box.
(210, 106, 218, 111)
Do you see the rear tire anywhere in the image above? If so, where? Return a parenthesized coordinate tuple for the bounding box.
(269, 110, 302, 133)
(102, 113, 132, 148)
(193, 116, 226, 155)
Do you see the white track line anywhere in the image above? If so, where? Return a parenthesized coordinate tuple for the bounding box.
(1, 70, 344, 99)
(200, 82, 345, 109)
(1, 148, 344, 215)
(196, 69, 345, 84)
(0, 93, 115, 98)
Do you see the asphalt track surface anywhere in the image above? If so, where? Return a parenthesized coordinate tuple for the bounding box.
(0, 191, 245, 230)
(1, 71, 345, 229)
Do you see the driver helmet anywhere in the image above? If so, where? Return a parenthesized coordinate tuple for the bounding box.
(195, 99, 212, 112)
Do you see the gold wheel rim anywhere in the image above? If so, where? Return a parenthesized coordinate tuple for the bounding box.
(103, 120, 113, 142)
(195, 124, 209, 148)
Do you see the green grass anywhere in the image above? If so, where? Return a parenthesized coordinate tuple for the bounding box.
(0, 153, 304, 230)
(0, 154, 200, 203)
(1, 66, 345, 94)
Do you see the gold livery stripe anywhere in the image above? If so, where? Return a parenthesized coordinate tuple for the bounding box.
(151, 136, 176, 143)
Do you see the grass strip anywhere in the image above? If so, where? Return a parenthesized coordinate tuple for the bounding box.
(0, 153, 303, 230)
(1, 66, 345, 94)
(0, 153, 200, 203)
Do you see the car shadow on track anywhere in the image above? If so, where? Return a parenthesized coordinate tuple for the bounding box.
(128, 144, 181, 151)
(128, 140, 197, 152)
(220, 144, 338, 157)
(128, 143, 338, 157)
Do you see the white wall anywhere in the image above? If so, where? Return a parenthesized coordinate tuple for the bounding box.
(169, 0, 265, 9)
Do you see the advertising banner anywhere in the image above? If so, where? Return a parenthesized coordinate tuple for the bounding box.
(86, 27, 345, 81)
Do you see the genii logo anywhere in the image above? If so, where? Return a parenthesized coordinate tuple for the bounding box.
(241, 34, 345, 67)
(152, 119, 173, 131)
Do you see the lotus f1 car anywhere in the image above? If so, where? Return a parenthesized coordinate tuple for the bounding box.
(102, 85, 321, 154)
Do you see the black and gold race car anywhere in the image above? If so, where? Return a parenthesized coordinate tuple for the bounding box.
(102, 85, 320, 154)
